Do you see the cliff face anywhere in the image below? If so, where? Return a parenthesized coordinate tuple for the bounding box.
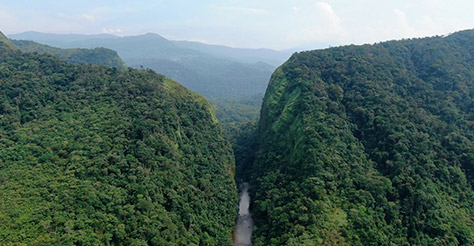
(250, 30, 474, 245)
(0, 40, 237, 245)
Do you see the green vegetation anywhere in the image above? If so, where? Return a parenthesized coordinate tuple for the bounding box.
(210, 95, 261, 182)
(0, 32, 19, 51)
(211, 94, 262, 130)
(228, 121, 258, 182)
(249, 30, 474, 245)
(12, 39, 127, 69)
(0, 39, 237, 245)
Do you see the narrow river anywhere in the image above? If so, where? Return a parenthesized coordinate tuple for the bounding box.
(234, 183, 253, 246)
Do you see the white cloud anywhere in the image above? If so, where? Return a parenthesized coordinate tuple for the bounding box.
(290, 1, 347, 45)
(374, 9, 470, 43)
(292, 6, 302, 13)
(393, 9, 406, 22)
(393, 9, 410, 33)
(102, 28, 122, 34)
(81, 14, 96, 22)
(315, 2, 341, 28)
(186, 38, 211, 44)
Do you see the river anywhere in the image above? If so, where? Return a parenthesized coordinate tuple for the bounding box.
(234, 183, 253, 246)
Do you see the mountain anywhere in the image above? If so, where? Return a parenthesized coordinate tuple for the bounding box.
(130, 57, 273, 98)
(9, 31, 290, 66)
(0, 35, 237, 245)
(248, 30, 474, 245)
(8, 32, 290, 98)
(173, 40, 289, 67)
(12, 39, 127, 69)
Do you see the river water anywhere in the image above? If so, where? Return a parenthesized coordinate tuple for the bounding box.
(234, 183, 253, 246)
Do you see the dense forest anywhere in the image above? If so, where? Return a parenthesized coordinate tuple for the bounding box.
(247, 30, 474, 245)
(0, 35, 237, 245)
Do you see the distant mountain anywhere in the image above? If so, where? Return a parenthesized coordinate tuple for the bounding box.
(173, 40, 289, 66)
(9, 31, 119, 44)
(248, 30, 474, 245)
(9, 32, 291, 98)
(11, 32, 184, 61)
(12, 39, 127, 69)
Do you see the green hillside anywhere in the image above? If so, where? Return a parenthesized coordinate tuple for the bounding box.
(249, 30, 474, 245)
(0, 39, 237, 245)
(12, 39, 127, 69)
(0, 32, 19, 51)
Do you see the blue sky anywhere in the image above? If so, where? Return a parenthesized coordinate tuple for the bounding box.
(1, 0, 473, 49)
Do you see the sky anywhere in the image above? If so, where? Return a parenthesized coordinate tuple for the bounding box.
(0, 0, 473, 50)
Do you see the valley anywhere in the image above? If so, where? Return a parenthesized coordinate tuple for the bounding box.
(1, 27, 474, 245)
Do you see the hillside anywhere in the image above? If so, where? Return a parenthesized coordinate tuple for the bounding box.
(0, 32, 19, 51)
(9, 32, 289, 98)
(249, 30, 474, 245)
(0, 38, 237, 245)
(12, 39, 127, 69)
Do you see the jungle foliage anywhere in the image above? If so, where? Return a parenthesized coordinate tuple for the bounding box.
(210, 95, 261, 182)
(249, 30, 474, 245)
(0, 41, 237, 245)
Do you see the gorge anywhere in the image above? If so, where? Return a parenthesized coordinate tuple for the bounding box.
(1, 28, 474, 245)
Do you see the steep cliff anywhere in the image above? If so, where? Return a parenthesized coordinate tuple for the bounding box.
(251, 30, 474, 245)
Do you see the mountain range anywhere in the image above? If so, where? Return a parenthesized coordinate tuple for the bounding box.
(9, 31, 291, 99)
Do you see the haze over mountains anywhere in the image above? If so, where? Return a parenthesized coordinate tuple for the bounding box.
(9, 31, 291, 99)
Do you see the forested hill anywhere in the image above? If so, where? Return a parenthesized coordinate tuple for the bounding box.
(12, 39, 127, 69)
(250, 30, 474, 245)
(0, 36, 237, 245)
(0, 32, 19, 51)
